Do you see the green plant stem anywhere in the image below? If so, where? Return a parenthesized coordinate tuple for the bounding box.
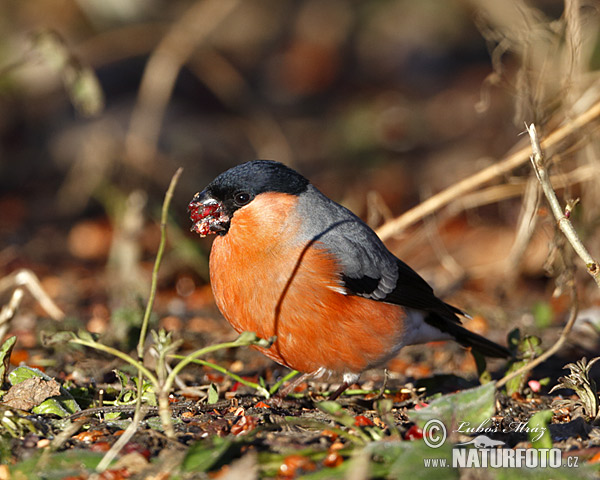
(283, 418, 367, 445)
(285, 388, 392, 400)
(70, 338, 158, 388)
(158, 390, 175, 438)
(163, 338, 261, 396)
(170, 355, 270, 397)
(137, 167, 183, 361)
(270, 370, 299, 395)
(135, 168, 182, 438)
(158, 337, 267, 436)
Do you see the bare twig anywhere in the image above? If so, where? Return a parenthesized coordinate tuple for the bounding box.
(376, 97, 600, 241)
(49, 418, 88, 451)
(0, 269, 64, 321)
(527, 124, 600, 287)
(96, 406, 150, 472)
(496, 122, 600, 389)
(0, 289, 24, 339)
(447, 163, 595, 214)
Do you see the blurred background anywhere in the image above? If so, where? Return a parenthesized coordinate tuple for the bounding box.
(1, 0, 599, 380)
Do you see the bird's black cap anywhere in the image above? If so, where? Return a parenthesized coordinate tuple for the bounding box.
(205, 160, 309, 200)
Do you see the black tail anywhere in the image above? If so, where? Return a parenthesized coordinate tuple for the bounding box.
(424, 314, 510, 358)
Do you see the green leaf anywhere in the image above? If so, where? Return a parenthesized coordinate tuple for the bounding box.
(10, 449, 105, 478)
(504, 333, 543, 396)
(408, 382, 495, 430)
(519, 336, 542, 357)
(235, 331, 259, 345)
(76, 329, 97, 342)
(298, 462, 348, 479)
(139, 381, 158, 407)
(363, 441, 457, 479)
(505, 359, 527, 396)
(0, 336, 16, 385)
(9, 365, 54, 384)
(114, 369, 129, 389)
(528, 410, 553, 449)
(183, 437, 234, 472)
(375, 398, 393, 416)
(316, 401, 356, 429)
(233, 331, 275, 349)
(33, 397, 73, 417)
(316, 400, 343, 415)
(0, 407, 39, 438)
(207, 383, 219, 404)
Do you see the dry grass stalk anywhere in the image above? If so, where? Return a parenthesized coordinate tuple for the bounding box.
(376, 95, 600, 241)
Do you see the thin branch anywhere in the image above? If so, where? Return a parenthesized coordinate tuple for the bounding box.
(447, 163, 594, 214)
(496, 122, 600, 390)
(527, 124, 600, 287)
(0, 269, 65, 321)
(49, 418, 88, 451)
(0, 289, 24, 334)
(376, 96, 600, 241)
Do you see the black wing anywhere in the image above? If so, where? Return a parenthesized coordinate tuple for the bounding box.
(342, 258, 464, 324)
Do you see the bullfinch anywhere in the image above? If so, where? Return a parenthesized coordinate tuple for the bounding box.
(189, 160, 509, 398)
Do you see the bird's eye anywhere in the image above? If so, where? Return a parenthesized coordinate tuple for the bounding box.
(234, 191, 252, 206)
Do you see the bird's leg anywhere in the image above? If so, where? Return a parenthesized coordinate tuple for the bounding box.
(272, 371, 350, 403)
(327, 382, 350, 401)
(272, 371, 314, 403)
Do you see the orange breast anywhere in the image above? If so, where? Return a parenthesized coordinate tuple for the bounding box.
(209, 192, 406, 376)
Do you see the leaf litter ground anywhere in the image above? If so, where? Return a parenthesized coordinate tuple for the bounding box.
(4, 310, 600, 479)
